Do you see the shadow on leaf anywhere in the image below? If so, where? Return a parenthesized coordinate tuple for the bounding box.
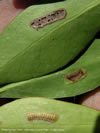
(13, 0, 65, 9)
(94, 115, 100, 133)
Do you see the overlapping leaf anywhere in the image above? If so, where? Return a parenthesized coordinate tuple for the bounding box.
(0, 0, 100, 85)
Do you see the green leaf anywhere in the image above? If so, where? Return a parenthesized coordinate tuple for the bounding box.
(0, 39, 100, 98)
(0, 0, 100, 84)
(0, 97, 100, 133)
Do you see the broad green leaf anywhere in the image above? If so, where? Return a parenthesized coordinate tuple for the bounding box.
(0, 0, 100, 84)
(0, 39, 100, 98)
(0, 98, 100, 133)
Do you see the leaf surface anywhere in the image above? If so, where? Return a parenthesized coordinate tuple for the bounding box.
(0, 97, 100, 133)
(0, 39, 100, 98)
(0, 0, 100, 84)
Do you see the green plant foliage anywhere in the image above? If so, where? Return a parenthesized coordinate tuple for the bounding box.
(0, 98, 100, 133)
(0, 0, 100, 85)
(0, 39, 100, 98)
